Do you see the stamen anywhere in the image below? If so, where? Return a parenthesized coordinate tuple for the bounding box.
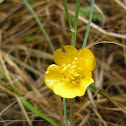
(61, 61, 82, 85)
(75, 57, 78, 60)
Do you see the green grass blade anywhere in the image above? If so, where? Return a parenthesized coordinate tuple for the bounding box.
(88, 84, 126, 116)
(0, 69, 59, 126)
(9, 54, 43, 76)
(62, 0, 72, 30)
(23, 0, 55, 53)
(82, 0, 95, 48)
(0, 68, 20, 96)
(73, 0, 81, 32)
(21, 98, 59, 126)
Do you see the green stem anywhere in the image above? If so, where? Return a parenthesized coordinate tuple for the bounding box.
(70, 98, 75, 126)
(63, 98, 68, 126)
(62, 1, 80, 125)
(70, 1, 80, 125)
(70, 1, 81, 123)
(82, 0, 95, 48)
(71, 31, 76, 47)
(71, 0, 81, 47)
(23, 0, 55, 53)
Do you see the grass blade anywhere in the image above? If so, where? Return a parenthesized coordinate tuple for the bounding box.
(21, 98, 59, 126)
(23, 0, 55, 53)
(62, 0, 72, 30)
(0, 69, 59, 126)
(82, 0, 95, 48)
(88, 84, 126, 116)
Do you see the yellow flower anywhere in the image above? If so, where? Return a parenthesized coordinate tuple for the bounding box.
(45, 45, 96, 98)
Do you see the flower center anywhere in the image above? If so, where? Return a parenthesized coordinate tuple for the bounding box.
(61, 58, 82, 85)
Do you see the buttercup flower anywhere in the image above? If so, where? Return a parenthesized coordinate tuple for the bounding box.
(45, 45, 96, 98)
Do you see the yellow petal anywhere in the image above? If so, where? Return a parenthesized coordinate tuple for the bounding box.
(53, 45, 78, 66)
(78, 48, 96, 71)
(53, 82, 81, 98)
(53, 77, 94, 98)
(80, 67, 92, 78)
(79, 77, 94, 91)
(45, 64, 62, 89)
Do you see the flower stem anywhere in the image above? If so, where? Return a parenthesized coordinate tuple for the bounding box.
(70, 98, 75, 126)
(82, 0, 95, 48)
(62, 1, 80, 126)
(71, 0, 81, 47)
(63, 98, 68, 126)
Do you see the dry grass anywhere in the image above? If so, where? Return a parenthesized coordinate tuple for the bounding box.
(0, 0, 126, 126)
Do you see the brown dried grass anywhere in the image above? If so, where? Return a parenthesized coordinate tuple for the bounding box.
(0, 0, 126, 126)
